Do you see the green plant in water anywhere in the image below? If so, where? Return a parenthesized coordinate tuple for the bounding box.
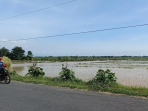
(59, 64, 75, 81)
(90, 69, 117, 87)
(26, 63, 45, 77)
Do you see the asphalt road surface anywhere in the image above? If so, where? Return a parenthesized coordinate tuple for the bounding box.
(0, 81, 148, 111)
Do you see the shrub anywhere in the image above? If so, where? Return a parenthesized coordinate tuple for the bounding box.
(26, 63, 45, 77)
(10, 70, 18, 76)
(59, 64, 75, 81)
(89, 69, 117, 87)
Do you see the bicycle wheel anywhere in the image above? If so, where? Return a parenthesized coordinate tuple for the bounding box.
(4, 73, 11, 84)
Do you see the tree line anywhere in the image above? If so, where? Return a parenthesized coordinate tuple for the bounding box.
(1, 46, 148, 61)
(33, 55, 148, 61)
(0, 46, 33, 60)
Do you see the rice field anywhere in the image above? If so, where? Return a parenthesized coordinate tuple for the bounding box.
(11, 60, 148, 87)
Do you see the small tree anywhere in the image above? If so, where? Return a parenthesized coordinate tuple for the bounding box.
(26, 63, 45, 77)
(90, 69, 117, 87)
(27, 51, 33, 60)
(0, 47, 10, 57)
(59, 64, 75, 81)
(11, 46, 25, 60)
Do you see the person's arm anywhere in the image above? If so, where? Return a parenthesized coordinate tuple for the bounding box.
(2, 63, 6, 67)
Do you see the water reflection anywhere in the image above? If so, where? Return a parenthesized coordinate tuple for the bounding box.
(11, 66, 29, 76)
(12, 66, 24, 73)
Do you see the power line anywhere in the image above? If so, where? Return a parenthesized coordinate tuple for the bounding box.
(0, 0, 77, 21)
(1, 23, 148, 42)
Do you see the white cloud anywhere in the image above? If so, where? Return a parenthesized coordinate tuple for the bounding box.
(11, 41, 17, 43)
(1, 39, 9, 42)
(23, 40, 26, 43)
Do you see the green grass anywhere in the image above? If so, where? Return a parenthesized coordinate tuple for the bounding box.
(11, 75, 148, 97)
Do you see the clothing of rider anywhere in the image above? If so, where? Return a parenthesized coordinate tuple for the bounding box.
(0, 57, 6, 71)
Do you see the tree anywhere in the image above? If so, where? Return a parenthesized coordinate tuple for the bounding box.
(0, 47, 10, 57)
(11, 46, 25, 60)
(27, 51, 33, 60)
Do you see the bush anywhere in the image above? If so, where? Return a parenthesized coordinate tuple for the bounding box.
(10, 70, 18, 76)
(26, 63, 45, 77)
(59, 64, 75, 81)
(89, 69, 117, 87)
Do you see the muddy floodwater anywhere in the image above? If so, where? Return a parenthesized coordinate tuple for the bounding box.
(11, 60, 148, 87)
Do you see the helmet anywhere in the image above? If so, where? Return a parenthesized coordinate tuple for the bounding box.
(0, 57, 2, 60)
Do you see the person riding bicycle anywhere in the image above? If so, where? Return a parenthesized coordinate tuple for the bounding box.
(0, 57, 6, 72)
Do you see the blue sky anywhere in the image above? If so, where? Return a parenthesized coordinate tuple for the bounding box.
(0, 0, 148, 56)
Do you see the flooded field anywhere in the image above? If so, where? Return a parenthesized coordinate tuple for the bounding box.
(11, 60, 148, 87)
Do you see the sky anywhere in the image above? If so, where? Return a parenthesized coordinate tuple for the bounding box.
(0, 0, 148, 56)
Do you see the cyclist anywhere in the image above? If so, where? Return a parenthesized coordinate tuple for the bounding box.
(0, 57, 6, 72)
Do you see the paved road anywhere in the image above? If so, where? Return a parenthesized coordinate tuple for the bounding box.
(0, 81, 148, 111)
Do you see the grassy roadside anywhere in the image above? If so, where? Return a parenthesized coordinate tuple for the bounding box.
(11, 75, 148, 98)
